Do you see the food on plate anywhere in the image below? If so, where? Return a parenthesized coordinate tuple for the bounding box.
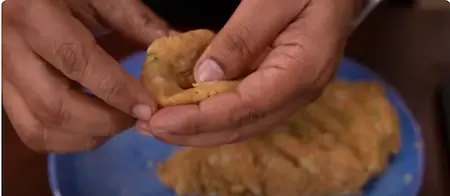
(141, 29, 400, 196)
(157, 80, 401, 196)
(141, 29, 238, 106)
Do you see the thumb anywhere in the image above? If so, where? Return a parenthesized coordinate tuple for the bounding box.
(194, 0, 307, 82)
(92, 0, 171, 45)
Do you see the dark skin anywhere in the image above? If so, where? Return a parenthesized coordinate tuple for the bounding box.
(2, 0, 360, 152)
(2, 0, 168, 152)
(138, 0, 361, 146)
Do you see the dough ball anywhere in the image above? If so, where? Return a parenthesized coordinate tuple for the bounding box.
(141, 29, 239, 106)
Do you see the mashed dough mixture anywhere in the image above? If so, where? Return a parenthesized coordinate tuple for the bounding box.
(157, 80, 400, 196)
(140, 29, 401, 196)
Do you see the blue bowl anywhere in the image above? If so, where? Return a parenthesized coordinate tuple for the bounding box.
(48, 52, 424, 196)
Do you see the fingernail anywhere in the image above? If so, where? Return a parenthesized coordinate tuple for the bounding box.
(196, 58, 225, 82)
(132, 104, 152, 120)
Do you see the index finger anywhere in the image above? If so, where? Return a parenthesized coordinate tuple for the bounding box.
(13, 1, 157, 119)
(146, 0, 356, 134)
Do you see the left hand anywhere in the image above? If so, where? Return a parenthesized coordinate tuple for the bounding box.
(137, 0, 361, 146)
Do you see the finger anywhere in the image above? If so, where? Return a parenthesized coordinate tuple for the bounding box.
(194, 0, 309, 82)
(65, 0, 112, 36)
(2, 27, 134, 136)
(148, 100, 303, 146)
(3, 80, 105, 153)
(91, 0, 170, 45)
(35, 131, 107, 153)
(136, 117, 240, 146)
(2, 80, 43, 151)
(12, 1, 156, 120)
(144, 87, 319, 135)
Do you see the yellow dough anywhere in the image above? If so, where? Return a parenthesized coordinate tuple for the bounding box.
(157, 80, 401, 196)
(141, 29, 239, 106)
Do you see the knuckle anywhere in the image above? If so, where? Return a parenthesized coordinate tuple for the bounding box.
(98, 76, 128, 103)
(53, 41, 90, 80)
(37, 98, 72, 127)
(231, 104, 267, 128)
(275, 43, 307, 63)
(221, 25, 252, 59)
(116, 0, 162, 27)
(133, 13, 168, 39)
(132, 9, 156, 29)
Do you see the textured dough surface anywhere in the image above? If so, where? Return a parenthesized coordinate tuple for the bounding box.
(141, 29, 238, 106)
(157, 80, 401, 196)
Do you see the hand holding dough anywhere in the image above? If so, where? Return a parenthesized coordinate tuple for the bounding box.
(140, 29, 239, 106)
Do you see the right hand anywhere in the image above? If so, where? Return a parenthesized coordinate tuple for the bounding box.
(2, 0, 169, 153)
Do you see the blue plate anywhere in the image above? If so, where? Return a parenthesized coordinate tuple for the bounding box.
(48, 52, 424, 196)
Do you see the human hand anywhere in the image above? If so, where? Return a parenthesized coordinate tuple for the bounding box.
(2, 0, 170, 152)
(137, 0, 361, 146)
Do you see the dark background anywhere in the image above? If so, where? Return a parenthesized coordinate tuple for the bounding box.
(141, 0, 416, 31)
(390, 0, 415, 5)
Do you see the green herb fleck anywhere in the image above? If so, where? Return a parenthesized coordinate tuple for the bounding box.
(287, 121, 299, 131)
(286, 121, 303, 138)
(147, 52, 158, 61)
